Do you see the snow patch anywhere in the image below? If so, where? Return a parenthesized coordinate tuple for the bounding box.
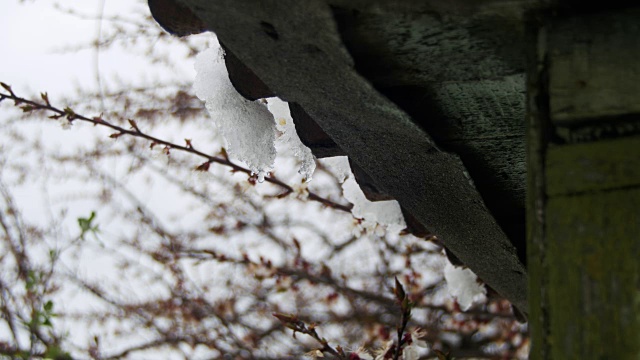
(444, 261, 487, 311)
(194, 46, 276, 179)
(194, 45, 316, 182)
(320, 156, 405, 232)
(266, 97, 316, 181)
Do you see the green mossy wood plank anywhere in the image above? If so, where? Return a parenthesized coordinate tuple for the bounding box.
(546, 136, 640, 196)
(529, 6, 640, 359)
(548, 9, 640, 124)
(545, 189, 640, 359)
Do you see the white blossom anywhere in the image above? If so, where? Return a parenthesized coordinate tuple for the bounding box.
(59, 118, 72, 130)
(304, 349, 324, 358)
(352, 346, 373, 360)
(403, 329, 428, 360)
(373, 341, 394, 360)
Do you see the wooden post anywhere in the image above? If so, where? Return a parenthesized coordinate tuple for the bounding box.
(527, 7, 640, 359)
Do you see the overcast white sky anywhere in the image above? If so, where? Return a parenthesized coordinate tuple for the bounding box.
(3, 0, 114, 95)
(0, 0, 212, 223)
(1, 0, 197, 98)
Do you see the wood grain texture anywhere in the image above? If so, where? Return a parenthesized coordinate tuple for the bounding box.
(529, 7, 640, 359)
(177, 0, 529, 311)
(548, 9, 640, 124)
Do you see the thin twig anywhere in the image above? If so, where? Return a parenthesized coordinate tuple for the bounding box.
(0, 89, 353, 213)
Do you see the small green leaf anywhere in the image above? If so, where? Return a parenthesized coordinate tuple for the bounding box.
(42, 317, 52, 327)
(63, 106, 76, 119)
(44, 300, 54, 313)
(40, 92, 50, 105)
(78, 211, 99, 240)
(26, 270, 39, 290)
(44, 345, 72, 360)
(28, 311, 43, 328)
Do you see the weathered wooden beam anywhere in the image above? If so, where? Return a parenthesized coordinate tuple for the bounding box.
(177, 0, 529, 311)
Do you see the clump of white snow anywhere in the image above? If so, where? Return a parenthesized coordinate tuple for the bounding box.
(194, 46, 276, 180)
(318, 156, 350, 183)
(266, 98, 316, 181)
(194, 44, 317, 182)
(444, 261, 487, 311)
(320, 156, 406, 233)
